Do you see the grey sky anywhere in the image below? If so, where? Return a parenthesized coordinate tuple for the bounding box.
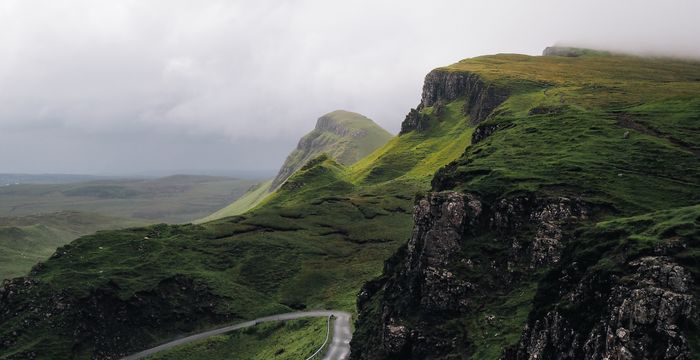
(1, 0, 698, 175)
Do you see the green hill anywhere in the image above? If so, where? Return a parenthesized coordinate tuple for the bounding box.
(0, 175, 258, 282)
(199, 110, 392, 221)
(351, 49, 700, 359)
(0, 48, 699, 359)
(0, 94, 464, 360)
(0, 212, 143, 280)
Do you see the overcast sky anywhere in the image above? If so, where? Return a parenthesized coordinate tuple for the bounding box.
(1, 0, 698, 176)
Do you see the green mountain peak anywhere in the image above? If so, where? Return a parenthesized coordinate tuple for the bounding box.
(198, 110, 392, 222)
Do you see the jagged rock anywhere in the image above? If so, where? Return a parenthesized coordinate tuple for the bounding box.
(400, 70, 509, 134)
(512, 256, 695, 360)
(352, 192, 591, 360)
(528, 198, 587, 268)
(400, 108, 431, 133)
(382, 321, 409, 353)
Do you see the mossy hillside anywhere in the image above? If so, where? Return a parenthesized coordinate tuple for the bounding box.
(270, 110, 393, 190)
(196, 180, 273, 223)
(440, 53, 700, 358)
(434, 53, 700, 212)
(0, 211, 143, 280)
(0, 93, 476, 358)
(349, 100, 474, 186)
(201, 110, 393, 221)
(353, 51, 700, 359)
(145, 317, 328, 360)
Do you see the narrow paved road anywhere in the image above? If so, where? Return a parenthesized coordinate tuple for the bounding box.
(322, 311, 351, 360)
(121, 310, 352, 360)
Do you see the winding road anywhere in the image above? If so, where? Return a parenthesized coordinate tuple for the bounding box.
(120, 310, 352, 360)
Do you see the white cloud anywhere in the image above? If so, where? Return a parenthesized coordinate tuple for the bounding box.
(0, 0, 698, 173)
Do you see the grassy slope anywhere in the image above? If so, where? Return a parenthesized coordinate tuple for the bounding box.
(0, 97, 472, 359)
(280, 110, 393, 171)
(197, 180, 273, 223)
(145, 317, 328, 360)
(0, 175, 257, 282)
(421, 53, 700, 357)
(0, 175, 258, 223)
(200, 111, 393, 222)
(0, 212, 143, 280)
(438, 53, 700, 211)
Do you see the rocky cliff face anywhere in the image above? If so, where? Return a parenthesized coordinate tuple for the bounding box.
(352, 188, 697, 360)
(352, 54, 700, 359)
(400, 70, 509, 134)
(510, 255, 695, 360)
(350, 191, 591, 359)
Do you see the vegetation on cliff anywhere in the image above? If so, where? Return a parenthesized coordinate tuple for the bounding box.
(351, 49, 700, 359)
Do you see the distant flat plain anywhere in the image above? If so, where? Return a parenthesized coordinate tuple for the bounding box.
(0, 174, 263, 280)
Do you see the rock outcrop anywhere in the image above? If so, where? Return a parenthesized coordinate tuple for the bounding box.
(400, 70, 509, 134)
(512, 256, 695, 360)
(350, 192, 590, 359)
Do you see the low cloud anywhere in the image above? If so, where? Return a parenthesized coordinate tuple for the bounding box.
(1, 0, 698, 174)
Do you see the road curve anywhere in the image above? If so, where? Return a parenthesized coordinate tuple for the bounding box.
(120, 310, 352, 360)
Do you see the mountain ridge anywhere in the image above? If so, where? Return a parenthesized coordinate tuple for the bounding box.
(199, 110, 392, 222)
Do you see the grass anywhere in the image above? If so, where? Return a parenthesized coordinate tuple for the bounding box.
(0, 211, 143, 280)
(196, 180, 273, 222)
(145, 317, 329, 360)
(435, 53, 700, 213)
(201, 110, 393, 222)
(0, 175, 258, 281)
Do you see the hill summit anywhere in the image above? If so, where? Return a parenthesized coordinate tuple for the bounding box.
(271, 110, 392, 189)
(199, 110, 392, 221)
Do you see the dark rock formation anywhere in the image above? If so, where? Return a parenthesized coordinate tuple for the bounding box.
(400, 108, 431, 134)
(350, 192, 590, 360)
(542, 46, 611, 58)
(400, 70, 509, 134)
(512, 256, 695, 360)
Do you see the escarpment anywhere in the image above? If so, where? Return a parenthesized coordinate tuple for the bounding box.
(352, 50, 700, 359)
(400, 70, 509, 134)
